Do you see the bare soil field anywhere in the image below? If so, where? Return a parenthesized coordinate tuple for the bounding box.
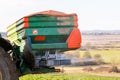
(61, 65, 120, 77)
(82, 34, 120, 44)
(81, 34, 120, 50)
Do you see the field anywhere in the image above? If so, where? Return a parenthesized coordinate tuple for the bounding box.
(82, 34, 120, 45)
(76, 34, 120, 64)
(19, 73, 120, 80)
(82, 34, 120, 50)
(66, 49, 120, 64)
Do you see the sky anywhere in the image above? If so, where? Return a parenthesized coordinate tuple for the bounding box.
(0, 0, 120, 32)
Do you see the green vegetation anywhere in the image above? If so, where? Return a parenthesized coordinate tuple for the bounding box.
(88, 50, 120, 64)
(19, 73, 120, 80)
(87, 50, 120, 64)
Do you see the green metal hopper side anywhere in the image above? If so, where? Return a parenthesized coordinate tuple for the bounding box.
(7, 10, 80, 51)
(24, 27, 73, 50)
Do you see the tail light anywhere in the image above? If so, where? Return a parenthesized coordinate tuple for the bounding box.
(34, 36, 46, 41)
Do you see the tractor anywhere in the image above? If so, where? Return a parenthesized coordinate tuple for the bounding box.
(0, 10, 82, 80)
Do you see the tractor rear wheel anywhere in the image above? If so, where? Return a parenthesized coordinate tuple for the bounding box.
(0, 47, 18, 80)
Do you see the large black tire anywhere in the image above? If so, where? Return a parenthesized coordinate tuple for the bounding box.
(0, 47, 18, 80)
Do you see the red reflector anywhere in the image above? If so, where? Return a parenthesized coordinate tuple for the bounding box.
(33, 30, 38, 34)
(34, 36, 46, 41)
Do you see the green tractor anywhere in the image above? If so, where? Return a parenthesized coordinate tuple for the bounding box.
(0, 10, 82, 80)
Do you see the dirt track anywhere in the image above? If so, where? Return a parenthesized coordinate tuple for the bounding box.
(60, 65, 120, 77)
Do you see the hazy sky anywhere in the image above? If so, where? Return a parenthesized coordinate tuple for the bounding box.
(0, 0, 120, 32)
